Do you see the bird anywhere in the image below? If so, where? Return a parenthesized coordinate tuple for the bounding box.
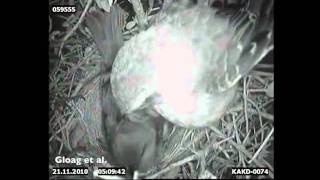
(85, 7, 164, 176)
(112, 112, 164, 175)
(85, 0, 273, 175)
(85, 5, 125, 70)
(110, 0, 274, 128)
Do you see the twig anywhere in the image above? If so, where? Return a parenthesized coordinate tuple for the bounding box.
(228, 140, 263, 166)
(209, 125, 265, 166)
(253, 75, 266, 84)
(243, 77, 249, 134)
(49, 132, 62, 143)
(217, 145, 230, 160)
(259, 112, 274, 121)
(168, 125, 176, 137)
(248, 88, 266, 93)
(58, 0, 93, 57)
(181, 129, 193, 147)
(255, 64, 274, 69)
(148, 153, 196, 179)
(68, 72, 76, 97)
(248, 127, 274, 164)
(228, 104, 274, 122)
(58, 120, 64, 155)
(250, 70, 274, 77)
(232, 113, 241, 144)
(71, 70, 105, 97)
(205, 129, 210, 143)
(147, 136, 233, 179)
(162, 143, 179, 164)
(261, 99, 274, 108)
(55, 110, 77, 135)
(242, 128, 251, 144)
(246, 97, 264, 141)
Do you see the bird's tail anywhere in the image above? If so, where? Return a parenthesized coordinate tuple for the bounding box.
(218, 0, 274, 91)
(85, 5, 127, 165)
(85, 6, 126, 69)
(233, 0, 274, 74)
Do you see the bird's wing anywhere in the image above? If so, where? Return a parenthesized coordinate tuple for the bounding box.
(217, 0, 274, 92)
(85, 5, 126, 68)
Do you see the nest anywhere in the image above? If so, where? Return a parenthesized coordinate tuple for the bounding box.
(49, 0, 274, 179)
